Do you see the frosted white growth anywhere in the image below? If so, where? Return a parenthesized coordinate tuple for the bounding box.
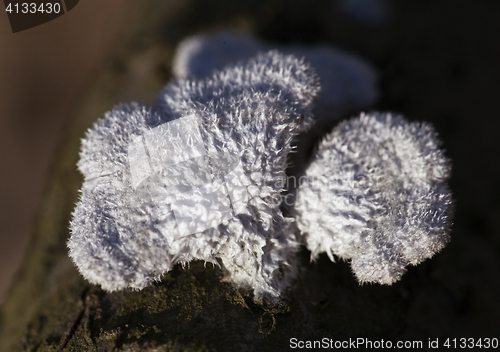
(69, 51, 319, 301)
(294, 112, 453, 284)
(127, 115, 243, 238)
(172, 32, 378, 123)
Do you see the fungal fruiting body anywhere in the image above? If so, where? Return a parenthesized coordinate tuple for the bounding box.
(69, 44, 454, 301)
(171, 32, 379, 180)
(293, 112, 453, 284)
(69, 51, 319, 301)
(173, 32, 378, 125)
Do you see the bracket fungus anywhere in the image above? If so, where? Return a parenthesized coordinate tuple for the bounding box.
(171, 32, 379, 179)
(69, 51, 319, 301)
(69, 38, 453, 302)
(173, 31, 378, 125)
(293, 112, 453, 284)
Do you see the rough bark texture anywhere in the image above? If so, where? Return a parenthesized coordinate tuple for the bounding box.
(1, 0, 500, 350)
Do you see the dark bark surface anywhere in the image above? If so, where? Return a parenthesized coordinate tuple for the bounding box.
(1, 0, 499, 350)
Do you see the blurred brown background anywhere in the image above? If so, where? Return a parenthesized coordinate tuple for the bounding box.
(0, 0, 147, 304)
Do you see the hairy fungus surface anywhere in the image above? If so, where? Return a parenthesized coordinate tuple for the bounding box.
(294, 112, 453, 284)
(70, 45, 453, 301)
(69, 51, 319, 301)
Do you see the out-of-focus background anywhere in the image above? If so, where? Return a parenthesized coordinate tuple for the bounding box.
(0, 0, 147, 304)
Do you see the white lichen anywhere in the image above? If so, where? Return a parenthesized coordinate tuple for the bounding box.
(69, 51, 319, 301)
(293, 112, 453, 284)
